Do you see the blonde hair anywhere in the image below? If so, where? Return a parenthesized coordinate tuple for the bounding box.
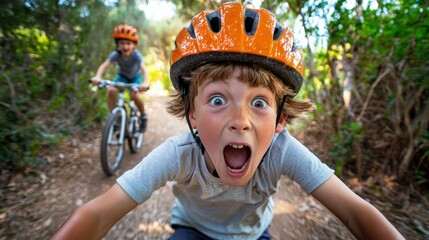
(167, 63, 313, 125)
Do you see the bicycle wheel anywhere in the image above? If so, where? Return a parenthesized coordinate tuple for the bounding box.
(100, 111, 125, 176)
(128, 111, 144, 153)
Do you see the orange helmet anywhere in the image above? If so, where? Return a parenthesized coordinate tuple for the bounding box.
(170, 2, 304, 94)
(112, 24, 138, 43)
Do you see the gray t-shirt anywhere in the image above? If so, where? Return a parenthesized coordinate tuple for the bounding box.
(117, 129, 334, 239)
(108, 49, 143, 79)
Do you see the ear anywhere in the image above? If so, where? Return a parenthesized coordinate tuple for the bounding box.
(275, 113, 287, 133)
(188, 108, 198, 129)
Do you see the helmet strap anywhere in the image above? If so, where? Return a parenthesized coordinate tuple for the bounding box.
(182, 85, 205, 155)
(275, 95, 287, 126)
(259, 95, 287, 166)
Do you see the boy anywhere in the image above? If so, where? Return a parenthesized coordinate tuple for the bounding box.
(91, 24, 149, 132)
(53, 3, 404, 239)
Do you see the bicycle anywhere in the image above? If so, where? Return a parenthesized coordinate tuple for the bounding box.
(90, 79, 147, 176)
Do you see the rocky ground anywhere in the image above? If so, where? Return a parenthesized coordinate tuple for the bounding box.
(0, 96, 427, 239)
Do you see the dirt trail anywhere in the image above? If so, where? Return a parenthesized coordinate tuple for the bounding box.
(3, 95, 413, 240)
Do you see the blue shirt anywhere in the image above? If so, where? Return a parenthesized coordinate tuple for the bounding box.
(108, 49, 143, 79)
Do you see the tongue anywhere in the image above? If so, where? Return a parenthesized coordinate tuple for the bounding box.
(224, 145, 250, 169)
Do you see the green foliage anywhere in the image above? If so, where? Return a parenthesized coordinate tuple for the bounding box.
(0, 0, 112, 171)
(292, 0, 429, 181)
(0, 125, 63, 170)
(1, 0, 427, 189)
(171, 0, 222, 20)
(414, 131, 429, 186)
(0, 0, 187, 171)
(330, 121, 363, 176)
(142, 18, 183, 92)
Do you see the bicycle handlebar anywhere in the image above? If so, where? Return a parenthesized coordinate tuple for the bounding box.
(89, 79, 149, 92)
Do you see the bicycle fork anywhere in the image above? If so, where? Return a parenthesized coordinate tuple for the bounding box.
(110, 106, 127, 145)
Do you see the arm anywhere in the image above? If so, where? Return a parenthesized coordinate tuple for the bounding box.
(51, 183, 137, 240)
(139, 62, 149, 90)
(311, 175, 404, 240)
(91, 60, 111, 84)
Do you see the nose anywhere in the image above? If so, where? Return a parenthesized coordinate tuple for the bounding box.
(228, 105, 251, 132)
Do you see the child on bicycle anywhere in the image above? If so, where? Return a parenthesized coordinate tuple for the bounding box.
(53, 2, 404, 239)
(91, 24, 149, 132)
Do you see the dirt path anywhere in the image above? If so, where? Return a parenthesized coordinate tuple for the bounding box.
(1, 96, 420, 239)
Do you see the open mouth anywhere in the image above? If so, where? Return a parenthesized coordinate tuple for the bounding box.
(223, 144, 251, 174)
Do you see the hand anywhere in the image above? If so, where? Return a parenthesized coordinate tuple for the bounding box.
(138, 83, 149, 92)
(90, 77, 101, 86)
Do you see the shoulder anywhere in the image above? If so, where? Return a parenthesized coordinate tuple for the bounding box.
(130, 133, 196, 165)
(171, 133, 201, 161)
(257, 130, 293, 178)
(165, 132, 196, 148)
(270, 129, 312, 158)
(159, 133, 205, 182)
(132, 50, 143, 59)
(108, 50, 120, 60)
(160, 133, 200, 163)
(268, 130, 334, 193)
(269, 130, 322, 166)
(269, 129, 294, 155)
(116, 133, 199, 200)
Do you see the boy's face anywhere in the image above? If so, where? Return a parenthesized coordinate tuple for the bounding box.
(117, 39, 136, 58)
(189, 69, 285, 186)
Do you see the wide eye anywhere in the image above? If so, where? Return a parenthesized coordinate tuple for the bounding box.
(252, 98, 268, 108)
(209, 95, 226, 106)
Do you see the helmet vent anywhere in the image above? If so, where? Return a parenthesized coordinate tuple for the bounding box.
(186, 23, 196, 38)
(206, 12, 221, 33)
(292, 42, 298, 52)
(244, 10, 259, 36)
(273, 23, 284, 40)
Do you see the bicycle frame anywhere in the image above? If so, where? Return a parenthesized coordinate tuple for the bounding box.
(110, 93, 128, 145)
(95, 79, 145, 176)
